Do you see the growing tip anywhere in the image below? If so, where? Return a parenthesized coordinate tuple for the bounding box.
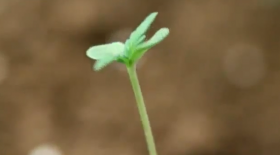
(149, 12, 158, 18)
(161, 27, 170, 33)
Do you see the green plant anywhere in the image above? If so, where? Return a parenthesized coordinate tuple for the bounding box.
(86, 12, 169, 155)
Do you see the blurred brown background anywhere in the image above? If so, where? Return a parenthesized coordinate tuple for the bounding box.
(0, 0, 280, 155)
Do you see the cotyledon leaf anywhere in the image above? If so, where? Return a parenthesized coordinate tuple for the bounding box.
(86, 42, 125, 60)
(94, 56, 116, 71)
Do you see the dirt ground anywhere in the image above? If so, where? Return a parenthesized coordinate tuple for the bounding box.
(0, 0, 280, 155)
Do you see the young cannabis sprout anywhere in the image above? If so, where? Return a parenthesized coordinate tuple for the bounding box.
(86, 12, 169, 155)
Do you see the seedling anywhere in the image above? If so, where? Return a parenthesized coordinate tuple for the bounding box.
(86, 12, 169, 155)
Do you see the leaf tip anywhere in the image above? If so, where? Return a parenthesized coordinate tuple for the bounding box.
(160, 27, 170, 35)
(86, 47, 95, 59)
(150, 12, 158, 17)
(147, 12, 158, 21)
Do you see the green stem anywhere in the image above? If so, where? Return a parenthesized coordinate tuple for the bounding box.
(126, 65, 157, 155)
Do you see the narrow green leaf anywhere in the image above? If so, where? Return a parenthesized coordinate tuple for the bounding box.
(125, 35, 147, 57)
(129, 12, 158, 46)
(130, 28, 169, 62)
(94, 57, 116, 71)
(135, 35, 146, 46)
(137, 28, 169, 51)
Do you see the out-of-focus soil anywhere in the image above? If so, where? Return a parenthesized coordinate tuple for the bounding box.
(0, 0, 280, 155)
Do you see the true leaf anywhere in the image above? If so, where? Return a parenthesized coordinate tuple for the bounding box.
(137, 28, 169, 51)
(131, 28, 169, 62)
(128, 12, 158, 47)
